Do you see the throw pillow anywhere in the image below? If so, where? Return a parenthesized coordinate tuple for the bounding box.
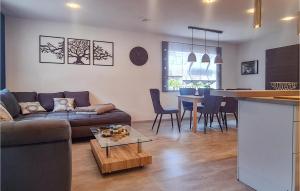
(0, 89, 20, 118)
(0, 104, 13, 121)
(95, 103, 116, 114)
(64, 91, 90, 107)
(38, 92, 64, 112)
(53, 98, 75, 112)
(19, 102, 46, 115)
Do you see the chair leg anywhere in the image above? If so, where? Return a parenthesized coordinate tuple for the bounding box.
(204, 114, 207, 134)
(175, 113, 181, 133)
(209, 114, 214, 127)
(198, 113, 202, 123)
(224, 112, 228, 131)
(189, 111, 192, 130)
(151, 114, 158, 130)
(156, 114, 163, 135)
(216, 113, 223, 133)
(234, 112, 238, 122)
(170, 114, 174, 129)
(181, 110, 186, 122)
(220, 112, 225, 125)
(234, 112, 238, 128)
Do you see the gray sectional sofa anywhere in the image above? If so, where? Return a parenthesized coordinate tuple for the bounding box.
(0, 89, 131, 191)
(1, 89, 131, 138)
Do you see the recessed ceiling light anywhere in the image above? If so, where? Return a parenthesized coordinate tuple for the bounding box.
(281, 16, 296, 21)
(66, 2, 81, 9)
(246, 8, 255, 14)
(202, 0, 217, 4)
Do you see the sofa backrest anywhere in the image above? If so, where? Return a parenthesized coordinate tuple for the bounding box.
(38, 92, 64, 112)
(12, 92, 38, 102)
(1, 90, 91, 114)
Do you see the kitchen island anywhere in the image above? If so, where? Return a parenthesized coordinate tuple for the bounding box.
(211, 90, 300, 191)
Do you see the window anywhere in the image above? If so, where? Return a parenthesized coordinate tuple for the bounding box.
(162, 41, 221, 92)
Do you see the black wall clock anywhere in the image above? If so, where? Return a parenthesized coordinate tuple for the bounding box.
(129, 46, 148, 66)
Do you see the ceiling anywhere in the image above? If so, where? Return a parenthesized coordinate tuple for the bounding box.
(1, 0, 299, 43)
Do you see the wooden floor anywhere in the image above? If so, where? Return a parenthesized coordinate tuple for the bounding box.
(72, 118, 253, 191)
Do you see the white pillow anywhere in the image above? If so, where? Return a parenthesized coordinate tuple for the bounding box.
(0, 104, 13, 121)
(19, 102, 46, 115)
(53, 98, 75, 112)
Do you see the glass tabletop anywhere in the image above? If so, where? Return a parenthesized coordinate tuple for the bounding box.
(90, 125, 152, 148)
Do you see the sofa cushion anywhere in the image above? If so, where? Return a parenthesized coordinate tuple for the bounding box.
(53, 98, 75, 112)
(0, 103, 13, 121)
(12, 92, 37, 102)
(64, 91, 90, 107)
(0, 89, 20, 118)
(38, 92, 64, 111)
(14, 109, 132, 138)
(19, 102, 47, 115)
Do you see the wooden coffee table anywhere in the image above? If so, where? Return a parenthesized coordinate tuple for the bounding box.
(90, 126, 152, 174)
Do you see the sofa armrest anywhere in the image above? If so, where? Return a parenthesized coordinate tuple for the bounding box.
(1, 120, 71, 147)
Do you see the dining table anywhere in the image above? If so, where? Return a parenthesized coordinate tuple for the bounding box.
(178, 95, 204, 133)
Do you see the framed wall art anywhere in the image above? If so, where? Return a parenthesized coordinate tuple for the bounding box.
(39, 35, 65, 64)
(93, 40, 114, 66)
(241, 60, 258, 75)
(67, 38, 90, 65)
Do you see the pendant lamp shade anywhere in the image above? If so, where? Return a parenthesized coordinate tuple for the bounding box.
(188, 29, 197, 62)
(214, 55, 223, 64)
(214, 36, 223, 64)
(188, 52, 197, 62)
(201, 31, 210, 64)
(202, 53, 210, 64)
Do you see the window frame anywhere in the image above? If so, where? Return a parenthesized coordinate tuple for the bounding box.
(162, 41, 222, 92)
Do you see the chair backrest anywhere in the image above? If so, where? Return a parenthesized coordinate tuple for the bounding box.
(202, 95, 223, 114)
(222, 97, 238, 113)
(149, 89, 164, 114)
(198, 88, 210, 97)
(179, 88, 196, 109)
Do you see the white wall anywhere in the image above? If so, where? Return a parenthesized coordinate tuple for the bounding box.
(237, 24, 299, 89)
(5, 17, 238, 121)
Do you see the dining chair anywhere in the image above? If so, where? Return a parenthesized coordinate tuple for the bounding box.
(179, 88, 196, 130)
(149, 89, 181, 134)
(219, 97, 238, 131)
(197, 95, 223, 134)
(198, 88, 210, 97)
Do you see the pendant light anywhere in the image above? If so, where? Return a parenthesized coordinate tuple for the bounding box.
(201, 31, 210, 64)
(254, 0, 262, 29)
(188, 29, 197, 62)
(214, 33, 223, 64)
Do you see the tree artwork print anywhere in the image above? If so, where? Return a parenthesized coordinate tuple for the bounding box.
(39, 35, 65, 64)
(68, 38, 90, 65)
(93, 41, 114, 66)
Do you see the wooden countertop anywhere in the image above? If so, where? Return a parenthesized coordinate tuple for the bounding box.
(240, 97, 300, 106)
(211, 90, 300, 97)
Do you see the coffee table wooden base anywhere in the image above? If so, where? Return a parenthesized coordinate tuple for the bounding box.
(90, 140, 152, 174)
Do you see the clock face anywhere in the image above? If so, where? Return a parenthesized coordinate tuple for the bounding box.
(129, 46, 148, 66)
